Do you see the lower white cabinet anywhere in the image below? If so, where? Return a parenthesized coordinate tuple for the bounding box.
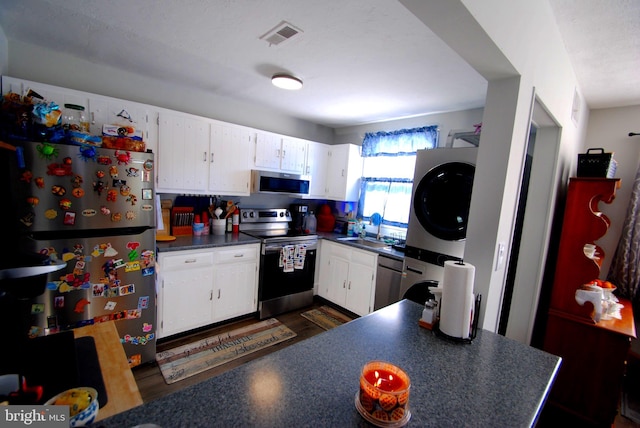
(317, 240, 377, 316)
(157, 244, 259, 338)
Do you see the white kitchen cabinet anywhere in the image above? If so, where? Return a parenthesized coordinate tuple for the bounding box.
(208, 123, 252, 195)
(304, 140, 330, 199)
(157, 112, 210, 192)
(157, 249, 216, 338)
(254, 130, 306, 174)
(211, 244, 259, 322)
(157, 243, 259, 338)
(325, 144, 363, 202)
(317, 240, 377, 316)
(1, 76, 159, 155)
(157, 112, 251, 195)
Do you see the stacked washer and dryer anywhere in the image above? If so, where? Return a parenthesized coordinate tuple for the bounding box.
(400, 147, 478, 300)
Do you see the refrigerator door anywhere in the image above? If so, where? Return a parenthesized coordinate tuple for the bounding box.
(15, 141, 155, 232)
(29, 228, 156, 366)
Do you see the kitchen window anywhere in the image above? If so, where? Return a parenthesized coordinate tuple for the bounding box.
(358, 126, 438, 231)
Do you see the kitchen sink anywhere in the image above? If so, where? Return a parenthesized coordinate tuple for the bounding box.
(335, 236, 391, 248)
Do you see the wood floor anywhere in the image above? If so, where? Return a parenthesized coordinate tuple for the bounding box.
(133, 300, 335, 403)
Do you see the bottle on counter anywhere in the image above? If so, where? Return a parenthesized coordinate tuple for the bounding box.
(305, 211, 317, 234)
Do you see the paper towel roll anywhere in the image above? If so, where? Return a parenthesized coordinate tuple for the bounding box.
(439, 260, 475, 339)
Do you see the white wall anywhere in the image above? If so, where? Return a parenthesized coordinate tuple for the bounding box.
(5, 39, 334, 145)
(401, 0, 589, 336)
(584, 105, 640, 277)
(334, 108, 484, 147)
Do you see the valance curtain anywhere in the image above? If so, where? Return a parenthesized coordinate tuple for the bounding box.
(608, 164, 640, 304)
(358, 126, 438, 226)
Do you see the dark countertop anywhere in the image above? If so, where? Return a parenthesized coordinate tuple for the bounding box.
(94, 300, 561, 427)
(156, 233, 260, 252)
(157, 231, 405, 261)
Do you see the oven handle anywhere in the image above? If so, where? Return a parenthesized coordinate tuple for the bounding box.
(263, 242, 318, 253)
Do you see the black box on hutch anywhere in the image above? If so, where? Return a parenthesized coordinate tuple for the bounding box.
(577, 148, 617, 178)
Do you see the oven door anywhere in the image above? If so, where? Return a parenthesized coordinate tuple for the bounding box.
(259, 240, 317, 302)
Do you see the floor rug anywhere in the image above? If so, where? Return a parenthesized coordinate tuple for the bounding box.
(301, 305, 353, 331)
(155, 318, 297, 384)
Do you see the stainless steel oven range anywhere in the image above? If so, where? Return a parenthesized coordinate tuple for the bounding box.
(240, 208, 317, 319)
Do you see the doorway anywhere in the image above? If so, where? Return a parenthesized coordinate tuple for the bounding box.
(499, 96, 562, 344)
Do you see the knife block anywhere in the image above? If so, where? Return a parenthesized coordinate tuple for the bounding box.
(171, 207, 194, 236)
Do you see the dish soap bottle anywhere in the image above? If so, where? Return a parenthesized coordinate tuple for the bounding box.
(305, 211, 317, 234)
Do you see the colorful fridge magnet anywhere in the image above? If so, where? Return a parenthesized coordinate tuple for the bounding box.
(142, 323, 153, 333)
(44, 209, 58, 219)
(74, 298, 91, 313)
(106, 189, 117, 202)
(36, 142, 59, 159)
(97, 155, 112, 165)
(31, 303, 45, 314)
(142, 189, 153, 200)
(109, 166, 118, 178)
(26, 196, 39, 207)
(51, 185, 66, 196)
(54, 296, 64, 308)
(71, 188, 85, 198)
(20, 170, 33, 183)
(92, 283, 105, 297)
(93, 180, 106, 196)
(47, 162, 73, 176)
(138, 296, 149, 310)
(59, 199, 72, 210)
(35, 177, 45, 188)
(63, 212, 76, 225)
(103, 244, 118, 257)
(104, 301, 117, 311)
(78, 145, 98, 162)
(19, 212, 34, 227)
(126, 167, 139, 177)
(114, 150, 131, 165)
(111, 212, 122, 222)
(71, 174, 83, 188)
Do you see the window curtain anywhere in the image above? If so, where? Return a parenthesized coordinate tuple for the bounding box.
(608, 165, 640, 304)
(358, 126, 438, 226)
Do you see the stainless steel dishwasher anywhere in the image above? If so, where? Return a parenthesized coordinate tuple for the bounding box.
(374, 255, 403, 310)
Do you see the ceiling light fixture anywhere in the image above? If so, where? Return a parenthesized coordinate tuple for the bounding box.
(272, 74, 303, 90)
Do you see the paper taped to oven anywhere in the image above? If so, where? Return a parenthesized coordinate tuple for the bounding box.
(279, 244, 307, 272)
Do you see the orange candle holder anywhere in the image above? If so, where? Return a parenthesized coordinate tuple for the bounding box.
(355, 361, 411, 426)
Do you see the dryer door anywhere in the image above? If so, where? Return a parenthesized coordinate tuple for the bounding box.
(412, 161, 475, 241)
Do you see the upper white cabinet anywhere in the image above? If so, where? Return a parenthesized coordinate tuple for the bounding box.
(157, 113, 210, 192)
(209, 123, 252, 195)
(1, 76, 159, 155)
(254, 130, 306, 174)
(325, 144, 363, 202)
(157, 111, 251, 195)
(305, 141, 330, 199)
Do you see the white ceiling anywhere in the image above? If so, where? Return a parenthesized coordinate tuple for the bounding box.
(0, 0, 638, 129)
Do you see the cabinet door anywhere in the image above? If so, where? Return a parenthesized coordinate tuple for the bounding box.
(305, 141, 330, 198)
(157, 113, 209, 192)
(346, 261, 376, 316)
(326, 255, 350, 306)
(160, 267, 214, 337)
(325, 144, 362, 201)
(209, 124, 251, 195)
(280, 137, 306, 173)
(254, 131, 281, 170)
(213, 261, 258, 321)
(88, 98, 156, 153)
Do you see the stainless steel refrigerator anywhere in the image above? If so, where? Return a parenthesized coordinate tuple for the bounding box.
(11, 141, 157, 367)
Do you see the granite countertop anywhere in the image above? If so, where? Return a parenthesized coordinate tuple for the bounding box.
(94, 300, 561, 427)
(156, 233, 260, 252)
(157, 231, 405, 261)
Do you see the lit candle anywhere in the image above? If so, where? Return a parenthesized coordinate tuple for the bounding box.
(357, 361, 411, 425)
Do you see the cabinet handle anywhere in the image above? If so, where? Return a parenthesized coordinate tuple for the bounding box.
(343, 280, 346, 289)
(210, 152, 214, 163)
(184, 259, 197, 264)
(218, 289, 221, 299)
(203, 152, 207, 162)
(91, 112, 95, 124)
(342, 169, 345, 177)
(282, 150, 286, 158)
(348, 281, 351, 290)
(209, 290, 213, 300)
(234, 254, 244, 258)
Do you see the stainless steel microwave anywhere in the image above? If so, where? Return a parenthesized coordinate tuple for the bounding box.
(251, 170, 311, 197)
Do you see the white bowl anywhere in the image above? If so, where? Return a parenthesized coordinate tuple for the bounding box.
(45, 387, 99, 427)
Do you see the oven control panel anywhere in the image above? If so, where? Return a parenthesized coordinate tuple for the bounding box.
(240, 208, 292, 223)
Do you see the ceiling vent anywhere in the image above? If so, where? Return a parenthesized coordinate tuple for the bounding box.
(260, 21, 303, 46)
